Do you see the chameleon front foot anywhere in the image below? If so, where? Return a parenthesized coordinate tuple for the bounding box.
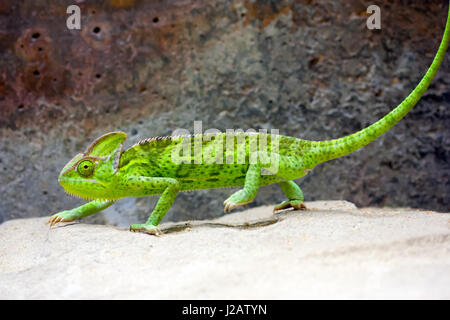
(129, 223, 163, 236)
(47, 210, 77, 227)
(273, 200, 307, 213)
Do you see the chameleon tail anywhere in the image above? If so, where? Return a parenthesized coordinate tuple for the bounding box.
(308, 5, 449, 164)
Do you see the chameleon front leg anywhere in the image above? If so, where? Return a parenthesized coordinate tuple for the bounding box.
(129, 177, 180, 235)
(48, 199, 115, 226)
(273, 180, 306, 212)
(223, 163, 261, 212)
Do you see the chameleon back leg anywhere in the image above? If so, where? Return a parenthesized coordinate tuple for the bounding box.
(273, 180, 306, 212)
(223, 162, 261, 212)
(267, 153, 308, 212)
(223, 152, 308, 213)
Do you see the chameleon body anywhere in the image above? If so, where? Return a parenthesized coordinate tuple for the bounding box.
(49, 8, 449, 235)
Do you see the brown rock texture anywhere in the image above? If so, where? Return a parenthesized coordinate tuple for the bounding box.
(0, 1, 449, 224)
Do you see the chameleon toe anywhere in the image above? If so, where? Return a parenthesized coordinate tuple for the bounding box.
(129, 223, 163, 236)
(273, 200, 306, 213)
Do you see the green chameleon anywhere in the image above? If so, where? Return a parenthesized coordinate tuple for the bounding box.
(49, 9, 449, 235)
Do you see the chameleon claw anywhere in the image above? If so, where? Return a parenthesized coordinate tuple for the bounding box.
(223, 200, 235, 213)
(223, 199, 251, 213)
(47, 211, 76, 227)
(47, 216, 55, 226)
(48, 216, 60, 227)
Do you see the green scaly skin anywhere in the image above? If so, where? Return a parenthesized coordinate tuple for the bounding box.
(49, 8, 449, 235)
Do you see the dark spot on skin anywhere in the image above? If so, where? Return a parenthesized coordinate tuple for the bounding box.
(153, 17, 159, 23)
(233, 176, 245, 184)
(32, 32, 40, 39)
(131, 129, 138, 136)
(95, 73, 101, 79)
(17, 104, 24, 111)
(33, 70, 40, 77)
(38, 47, 43, 52)
(93, 26, 101, 34)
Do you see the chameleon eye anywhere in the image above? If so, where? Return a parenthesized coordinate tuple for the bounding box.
(77, 160, 95, 177)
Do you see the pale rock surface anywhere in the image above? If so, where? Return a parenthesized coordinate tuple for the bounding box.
(0, 201, 449, 299)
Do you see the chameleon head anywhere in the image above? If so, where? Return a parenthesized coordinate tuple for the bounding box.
(58, 132, 127, 200)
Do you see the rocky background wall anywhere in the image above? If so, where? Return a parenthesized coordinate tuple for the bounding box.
(0, 0, 448, 226)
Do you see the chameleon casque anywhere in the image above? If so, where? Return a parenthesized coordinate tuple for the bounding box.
(48, 7, 449, 235)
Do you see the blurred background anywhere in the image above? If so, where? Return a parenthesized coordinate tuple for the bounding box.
(0, 0, 448, 227)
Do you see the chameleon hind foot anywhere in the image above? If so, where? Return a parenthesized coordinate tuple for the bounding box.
(130, 223, 163, 236)
(273, 200, 307, 213)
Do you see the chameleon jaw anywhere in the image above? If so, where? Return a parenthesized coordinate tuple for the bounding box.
(58, 178, 107, 201)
